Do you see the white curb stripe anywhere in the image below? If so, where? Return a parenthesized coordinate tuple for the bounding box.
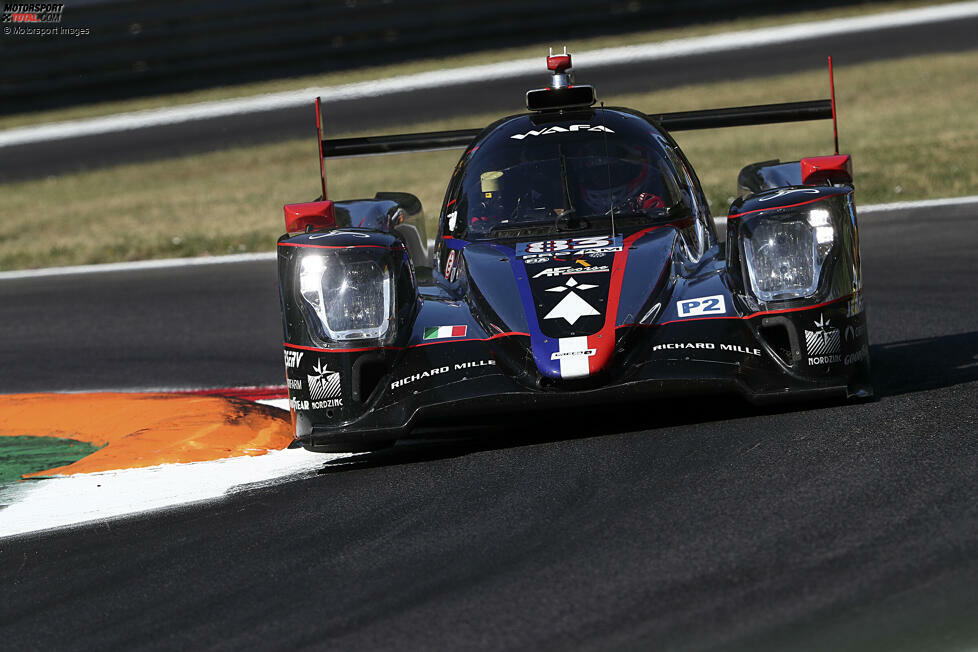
(1, 197, 976, 281)
(1, 2, 976, 148)
(0, 448, 344, 538)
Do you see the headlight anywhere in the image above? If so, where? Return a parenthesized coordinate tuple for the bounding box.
(741, 208, 834, 302)
(298, 253, 393, 341)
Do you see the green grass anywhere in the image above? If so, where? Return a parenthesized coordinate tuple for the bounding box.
(1, 49, 975, 271)
(0, 0, 940, 131)
(0, 436, 100, 484)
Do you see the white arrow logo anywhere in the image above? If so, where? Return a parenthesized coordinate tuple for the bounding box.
(545, 277, 598, 293)
(544, 291, 600, 325)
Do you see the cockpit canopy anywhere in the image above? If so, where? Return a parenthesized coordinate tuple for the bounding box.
(446, 109, 699, 238)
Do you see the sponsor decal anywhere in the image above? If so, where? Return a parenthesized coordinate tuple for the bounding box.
(677, 294, 726, 318)
(540, 274, 603, 326)
(510, 124, 615, 140)
(444, 249, 458, 281)
(651, 342, 761, 356)
(847, 291, 864, 317)
(653, 342, 715, 351)
(307, 231, 370, 239)
(287, 378, 303, 390)
(517, 235, 622, 257)
(447, 210, 458, 231)
(553, 336, 595, 378)
(805, 314, 842, 365)
(758, 188, 821, 202)
(423, 325, 467, 340)
(845, 322, 866, 342)
(545, 277, 598, 293)
(390, 360, 495, 389)
(532, 263, 609, 278)
(551, 350, 597, 359)
(283, 350, 304, 368)
(844, 344, 870, 366)
(454, 360, 495, 370)
(523, 256, 552, 264)
(307, 360, 343, 409)
(543, 289, 600, 326)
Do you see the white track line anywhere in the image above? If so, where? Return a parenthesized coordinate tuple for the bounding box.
(856, 195, 978, 213)
(1, 2, 976, 148)
(1, 197, 975, 281)
(0, 251, 276, 280)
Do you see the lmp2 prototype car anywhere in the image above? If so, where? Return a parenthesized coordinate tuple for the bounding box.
(277, 52, 870, 452)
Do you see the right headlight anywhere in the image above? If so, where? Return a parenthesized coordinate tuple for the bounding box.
(298, 252, 393, 341)
(741, 208, 834, 302)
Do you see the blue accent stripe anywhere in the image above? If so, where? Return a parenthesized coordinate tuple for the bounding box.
(493, 244, 562, 379)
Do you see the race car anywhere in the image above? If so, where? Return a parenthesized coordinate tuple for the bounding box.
(277, 51, 870, 452)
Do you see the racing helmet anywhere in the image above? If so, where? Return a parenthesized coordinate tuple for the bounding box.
(575, 143, 663, 214)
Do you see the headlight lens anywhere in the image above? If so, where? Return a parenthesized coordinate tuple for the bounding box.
(742, 208, 834, 301)
(299, 253, 392, 341)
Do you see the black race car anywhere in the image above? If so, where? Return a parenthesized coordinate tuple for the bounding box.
(277, 52, 870, 452)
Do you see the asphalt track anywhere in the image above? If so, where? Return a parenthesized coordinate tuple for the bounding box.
(1, 202, 976, 649)
(1, 14, 977, 182)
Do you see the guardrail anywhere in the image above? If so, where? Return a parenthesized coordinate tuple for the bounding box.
(0, 0, 851, 114)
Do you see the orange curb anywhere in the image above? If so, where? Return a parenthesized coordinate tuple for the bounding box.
(0, 393, 293, 476)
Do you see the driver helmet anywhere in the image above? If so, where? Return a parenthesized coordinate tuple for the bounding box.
(470, 170, 504, 229)
(577, 146, 663, 214)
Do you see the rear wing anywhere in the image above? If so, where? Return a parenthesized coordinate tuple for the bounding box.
(313, 55, 841, 201)
(320, 99, 832, 159)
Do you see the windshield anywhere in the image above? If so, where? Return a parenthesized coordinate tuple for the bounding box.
(453, 116, 691, 237)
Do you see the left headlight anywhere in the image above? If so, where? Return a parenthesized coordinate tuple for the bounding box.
(741, 208, 834, 302)
(298, 253, 393, 341)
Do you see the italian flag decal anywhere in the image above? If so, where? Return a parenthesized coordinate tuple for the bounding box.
(423, 325, 467, 340)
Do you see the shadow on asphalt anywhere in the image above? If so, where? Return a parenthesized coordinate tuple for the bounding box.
(318, 331, 978, 473)
(870, 331, 978, 397)
(317, 394, 808, 473)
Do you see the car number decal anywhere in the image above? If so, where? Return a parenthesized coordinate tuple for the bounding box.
(676, 294, 726, 317)
(516, 235, 622, 258)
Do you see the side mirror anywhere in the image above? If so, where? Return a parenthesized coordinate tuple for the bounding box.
(284, 201, 335, 233)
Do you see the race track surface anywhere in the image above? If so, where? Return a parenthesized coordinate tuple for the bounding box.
(1, 14, 976, 181)
(2, 203, 977, 649)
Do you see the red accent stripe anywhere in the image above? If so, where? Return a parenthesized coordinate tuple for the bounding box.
(727, 195, 832, 220)
(170, 386, 289, 401)
(277, 242, 394, 250)
(284, 342, 399, 353)
(409, 332, 529, 348)
(587, 227, 661, 373)
(655, 315, 742, 326)
(283, 331, 529, 354)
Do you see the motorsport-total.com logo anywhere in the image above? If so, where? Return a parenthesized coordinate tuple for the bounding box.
(2, 3, 64, 23)
(3, 3, 90, 36)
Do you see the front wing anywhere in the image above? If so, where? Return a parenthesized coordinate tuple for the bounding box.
(284, 298, 871, 451)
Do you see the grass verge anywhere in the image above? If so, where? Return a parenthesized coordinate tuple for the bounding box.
(0, 0, 940, 130)
(1, 49, 975, 270)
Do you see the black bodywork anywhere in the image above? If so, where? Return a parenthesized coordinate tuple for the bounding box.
(277, 72, 870, 452)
